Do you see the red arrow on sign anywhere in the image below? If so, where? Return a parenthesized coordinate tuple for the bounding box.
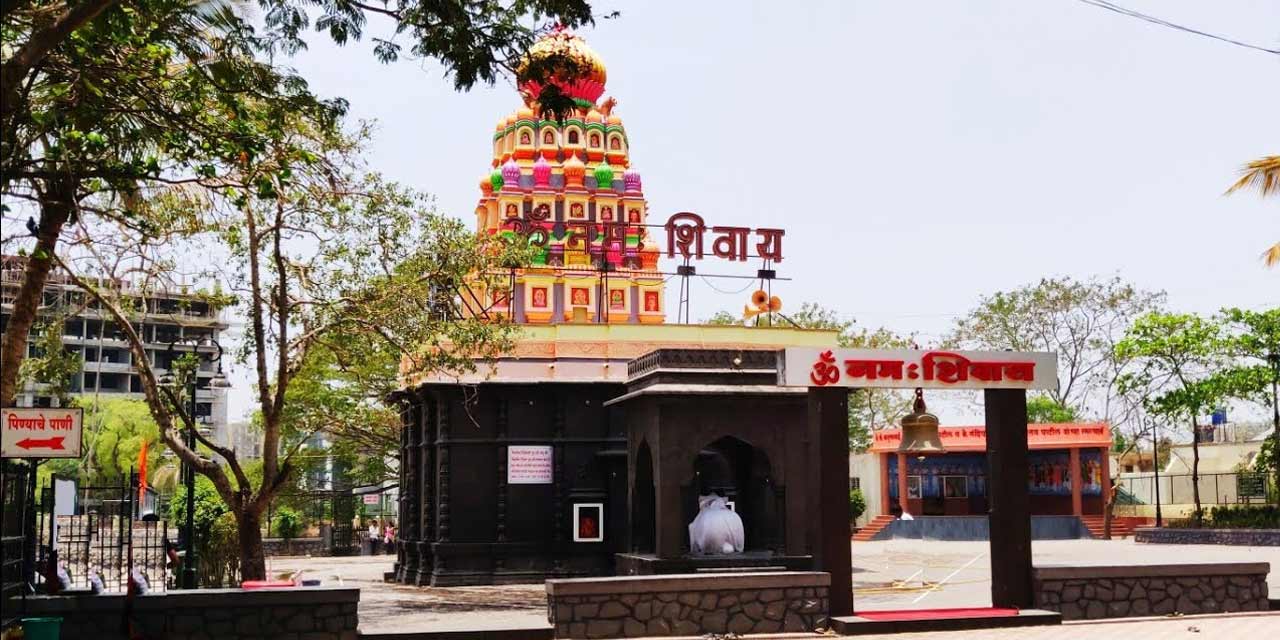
(16, 437, 65, 451)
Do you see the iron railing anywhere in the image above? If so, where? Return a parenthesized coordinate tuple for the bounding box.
(1115, 471, 1276, 506)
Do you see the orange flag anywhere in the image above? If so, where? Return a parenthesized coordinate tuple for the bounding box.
(138, 440, 149, 507)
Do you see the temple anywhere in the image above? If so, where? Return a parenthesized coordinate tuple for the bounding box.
(391, 30, 837, 587)
(469, 29, 665, 325)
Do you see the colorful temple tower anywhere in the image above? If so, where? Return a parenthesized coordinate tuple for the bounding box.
(470, 30, 665, 325)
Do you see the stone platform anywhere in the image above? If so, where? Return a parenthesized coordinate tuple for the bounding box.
(545, 571, 829, 638)
(1033, 562, 1270, 620)
(19, 586, 359, 640)
(1135, 527, 1280, 546)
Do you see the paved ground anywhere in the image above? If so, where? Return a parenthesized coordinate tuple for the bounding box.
(852, 537, 1280, 610)
(269, 538, 1280, 634)
(266, 554, 546, 633)
(829, 612, 1280, 638)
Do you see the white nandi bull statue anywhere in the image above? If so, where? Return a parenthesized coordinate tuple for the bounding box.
(688, 494, 745, 555)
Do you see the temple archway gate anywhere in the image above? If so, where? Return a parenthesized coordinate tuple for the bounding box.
(778, 347, 1059, 617)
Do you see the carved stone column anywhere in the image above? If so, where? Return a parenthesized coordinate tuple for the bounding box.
(552, 394, 566, 573)
(496, 395, 509, 543)
(415, 392, 435, 586)
(396, 402, 414, 583)
(436, 392, 452, 543)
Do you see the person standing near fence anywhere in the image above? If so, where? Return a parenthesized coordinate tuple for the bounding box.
(368, 520, 380, 554)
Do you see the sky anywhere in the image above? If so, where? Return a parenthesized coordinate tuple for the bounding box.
(224, 0, 1278, 422)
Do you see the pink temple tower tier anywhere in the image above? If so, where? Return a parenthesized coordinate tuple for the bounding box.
(471, 30, 664, 325)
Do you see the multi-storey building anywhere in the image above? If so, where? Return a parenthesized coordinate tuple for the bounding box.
(1, 255, 229, 437)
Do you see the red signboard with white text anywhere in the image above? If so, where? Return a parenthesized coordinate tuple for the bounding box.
(2, 408, 84, 459)
(869, 423, 1112, 453)
(779, 348, 1058, 390)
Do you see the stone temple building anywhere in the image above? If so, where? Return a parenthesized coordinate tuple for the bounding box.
(390, 30, 835, 587)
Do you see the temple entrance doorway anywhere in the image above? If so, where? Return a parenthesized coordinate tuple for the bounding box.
(630, 441, 656, 554)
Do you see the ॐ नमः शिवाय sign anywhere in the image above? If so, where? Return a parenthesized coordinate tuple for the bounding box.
(779, 348, 1058, 391)
(2, 407, 84, 459)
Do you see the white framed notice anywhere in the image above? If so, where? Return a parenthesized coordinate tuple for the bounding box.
(507, 445, 553, 484)
(573, 503, 604, 542)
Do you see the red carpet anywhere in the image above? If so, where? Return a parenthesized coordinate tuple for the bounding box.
(855, 608, 1020, 621)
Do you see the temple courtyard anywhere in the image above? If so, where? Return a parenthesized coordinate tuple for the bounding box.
(265, 538, 1280, 636)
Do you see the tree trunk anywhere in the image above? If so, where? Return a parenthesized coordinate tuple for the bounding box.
(0, 180, 74, 406)
(1102, 481, 1118, 540)
(1191, 416, 1202, 526)
(238, 509, 267, 582)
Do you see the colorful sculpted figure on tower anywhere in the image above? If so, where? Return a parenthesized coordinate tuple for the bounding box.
(470, 29, 664, 325)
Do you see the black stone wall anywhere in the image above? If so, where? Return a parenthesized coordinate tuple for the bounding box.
(394, 382, 628, 586)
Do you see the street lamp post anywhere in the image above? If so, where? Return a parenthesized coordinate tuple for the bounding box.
(1151, 416, 1162, 528)
(159, 338, 230, 589)
(1268, 351, 1279, 506)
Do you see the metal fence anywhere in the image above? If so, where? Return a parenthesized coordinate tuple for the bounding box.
(1115, 471, 1275, 506)
(264, 491, 357, 555)
(1, 460, 35, 631)
(36, 474, 170, 593)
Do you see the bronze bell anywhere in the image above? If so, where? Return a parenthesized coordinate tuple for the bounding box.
(898, 388, 945, 454)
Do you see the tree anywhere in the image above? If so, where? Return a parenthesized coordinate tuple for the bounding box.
(704, 302, 914, 451)
(1, 0, 603, 405)
(1026, 396, 1079, 424)
(17, 316, 82, 406)
(1224, 155, 1280, 267)
(79, 398, 177, 488)
(1217, 307, 1280, 503)
(255, 0, 600, 118)
(2, 0, 342, 407)
(59, 120, 528, 580)
(1, 0, 121, 151)
(949, 276, 1165, 418)
(1116, 312, 1227, 525)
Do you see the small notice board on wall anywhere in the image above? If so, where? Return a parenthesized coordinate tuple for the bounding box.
(508, 446, 553, 484)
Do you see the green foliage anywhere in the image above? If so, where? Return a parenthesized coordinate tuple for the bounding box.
(849, 488, 867, 522)
(17, 319, 81, 406)
(80, 398, 175, 486)
(255, 0, 599, 118)
(1116, 312, 1229, 524)
(1206, 505, 1280, 529)
(273, 507, 303, 541)
(1257, 434, 1278, 475)
(1026, 395, 1079, 424)
(167, 474, 241, 586)
(1115, 312, 1227, 420)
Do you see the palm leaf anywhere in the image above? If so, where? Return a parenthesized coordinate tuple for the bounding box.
(1263, 242, 1280, 268)
(1224, 155, 1280, 268)
(1225, 155, 1280, 197)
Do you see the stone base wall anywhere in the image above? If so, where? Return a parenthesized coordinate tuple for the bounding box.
(19, 586, 359, 640)
(1033, 563, 1269, 620)
(264, 537, 330, 556)
(546, 572, 829, 639)
(1135, 527, 1280, 546)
